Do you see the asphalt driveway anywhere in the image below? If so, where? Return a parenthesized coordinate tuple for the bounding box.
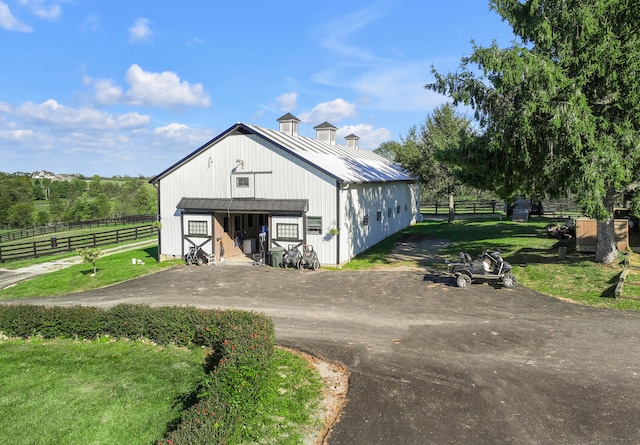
(8, 265, 640, 444)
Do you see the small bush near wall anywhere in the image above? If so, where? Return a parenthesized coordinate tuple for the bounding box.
(0, 304, 275, 444)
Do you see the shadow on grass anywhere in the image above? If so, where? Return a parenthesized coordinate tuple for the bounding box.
(144, 245, 159, 262)
(510, 243, 593, 266)
(163, 346, 224, 436)
(601, 273, 621, 299)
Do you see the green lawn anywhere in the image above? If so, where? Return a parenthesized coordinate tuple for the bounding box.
(345, 218, 639, 310)
(0, 338, 207, 444)
(2, 217, 637, 442)
(0, 338, 323, 445)
(0, 245, 180, 299)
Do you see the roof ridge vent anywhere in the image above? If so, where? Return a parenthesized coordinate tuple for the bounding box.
(314, 121, 337, 145)
(277, 113, 300, 136)
(345, 133, 359, 149)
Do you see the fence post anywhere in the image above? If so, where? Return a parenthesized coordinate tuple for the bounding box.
(33, 242, 37, 258)
(435, 201, 438, 215)
(0, 246, 3, 263)
(93, 233, 97, 247)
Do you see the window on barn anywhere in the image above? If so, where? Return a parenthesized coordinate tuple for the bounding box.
(236, 177, 250, 188)
(307, 216, 322, 234)
(276, 223, 299, 240)
(188, 220, 208, 236)
(363, 215, 369, 225)
(397, 205, 401, 214)
(388, 208, 393, 217)
(376, 211, 382, 221)
(405, 203, 409, 211)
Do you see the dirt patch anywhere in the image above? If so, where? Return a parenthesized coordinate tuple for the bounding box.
(385, 233, 450, 268)
(279, 347, 349, 445)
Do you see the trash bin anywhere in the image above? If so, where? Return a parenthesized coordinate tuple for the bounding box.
(50, 236, 57, 248)
(558, 246, 567, 260)
(269, 248, 284, 267)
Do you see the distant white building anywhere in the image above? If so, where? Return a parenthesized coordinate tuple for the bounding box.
(149, 114, 419, 266)
(31, 170, 56, 180)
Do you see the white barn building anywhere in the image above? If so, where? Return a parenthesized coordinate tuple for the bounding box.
(149, 114, 419, 266)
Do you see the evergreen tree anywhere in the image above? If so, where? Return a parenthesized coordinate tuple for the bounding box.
(428, 0, 640, 263)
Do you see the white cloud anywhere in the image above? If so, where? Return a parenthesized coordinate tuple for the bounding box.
(89, 64, 210, 109)
(154, 123, 214, 144)
(93, 78, 124, 105)
(154, 123, 188, 138)
(0, 99, 215, 177)
(338, 123, 390, 150)
(0, 127, 34, 140)
(125, 64, 210, 108)
(2, 99, 149, 130)
(310, 3, 449, 115)
(129, 17, 152, 42)
(351, 62, 445, 111)
(18, 0, 60, 20)
(187, 37, 204, 45)
(81, 13, 99, 33)
(318, 5, 382, 61)
(299, 98, 356, 124)
(0, 1, 32, 32)
(276, 92, 298, 112)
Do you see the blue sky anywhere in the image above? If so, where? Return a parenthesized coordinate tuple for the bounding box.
(0, 0, 514, 177)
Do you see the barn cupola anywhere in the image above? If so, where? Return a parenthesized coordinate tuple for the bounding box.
(345, 133, 359, 149)
(277, 113, 300, 136)
(314, 121, 337, 145)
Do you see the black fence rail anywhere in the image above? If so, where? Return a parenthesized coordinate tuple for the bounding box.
(422, 200, 504, 215)
(0, 225, 157, 263)
(542, 200, 584, 216)
(0, 215, 155, 243)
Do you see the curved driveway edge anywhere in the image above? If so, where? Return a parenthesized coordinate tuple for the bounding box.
(7, 265, 640, 444)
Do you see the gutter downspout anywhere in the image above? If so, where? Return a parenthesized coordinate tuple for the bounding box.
(152, 181, 162, 260)
(337, 181, 349, 265)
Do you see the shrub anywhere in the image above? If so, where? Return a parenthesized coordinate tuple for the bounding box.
(0, 303, 275, 444)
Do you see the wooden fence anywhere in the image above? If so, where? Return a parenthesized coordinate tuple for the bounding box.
(422, 200, 503, 215)
(0, 215, 155, 243)
(541, 201, 583, 217)
(0, 225, 157, 263)
(421, 199, 584, 217)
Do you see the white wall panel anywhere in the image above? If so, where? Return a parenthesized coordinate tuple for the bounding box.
(156, 129, 417, 265)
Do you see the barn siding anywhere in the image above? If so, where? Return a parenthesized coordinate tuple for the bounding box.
(339, 182, 418, 264)
(154, 124, 418, 266)
(157, 133, 340, 263)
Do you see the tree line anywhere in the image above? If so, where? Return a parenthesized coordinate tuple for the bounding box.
(0, 173, 156, 228)
(376, 0, 640, 265)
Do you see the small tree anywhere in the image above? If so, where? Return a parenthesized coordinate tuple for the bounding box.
(381, 104, 474, 223)
(76, 248, 103, 276)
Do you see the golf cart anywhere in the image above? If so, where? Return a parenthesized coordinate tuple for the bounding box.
(444, 249, 517, 288)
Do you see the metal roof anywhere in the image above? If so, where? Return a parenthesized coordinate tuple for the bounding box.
(177, 197, 308, 213)
(242, 123, 412, 184)
(150, 122, 413, 184)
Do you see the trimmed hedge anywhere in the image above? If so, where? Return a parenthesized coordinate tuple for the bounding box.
(0, 304, 275, 444)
